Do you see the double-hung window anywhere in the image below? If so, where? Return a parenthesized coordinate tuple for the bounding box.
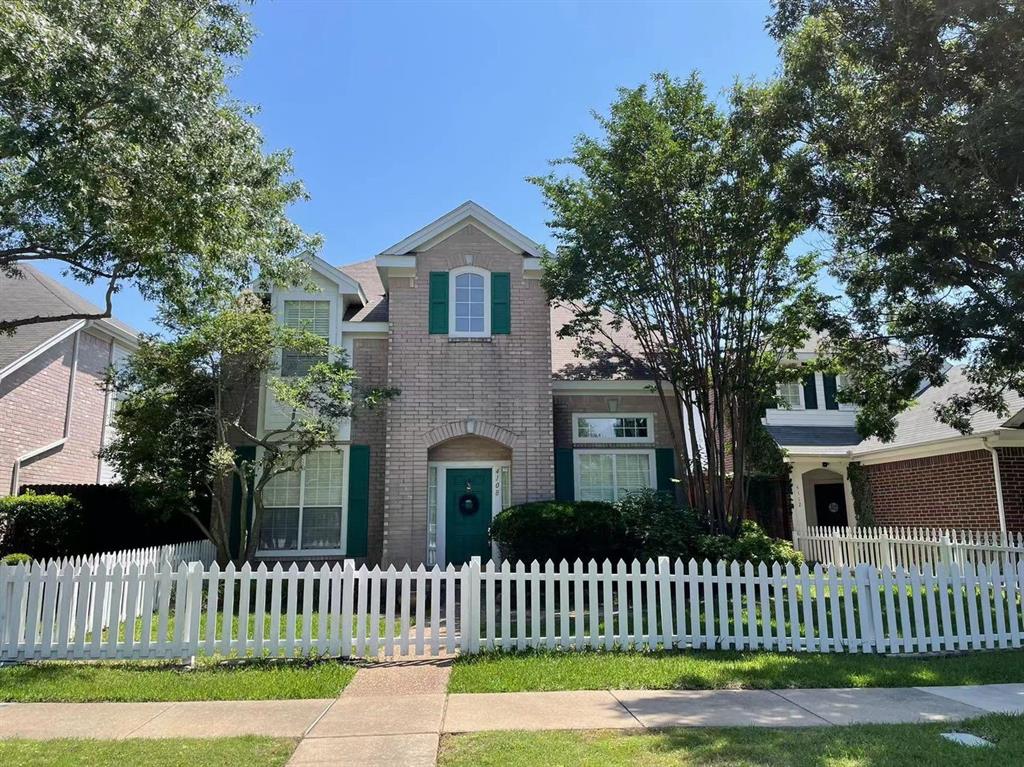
(260, 450, 345, 553)
(575, 450, 656, 502)
(836, 373, 857, 411)
(281, 300, 330, 376)
(775, 381, 803, 410)
(573, 413, 653, 444)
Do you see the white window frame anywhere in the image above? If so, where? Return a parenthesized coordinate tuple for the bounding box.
(776, 380, 805, 410)
(835, 374, 857, 411)
(448, 265, 491, 338)
(572, 412, 655, 445)
(573, 449, 657, 503)
(280, 298, 332, 377)
(256, 445, 350, 557)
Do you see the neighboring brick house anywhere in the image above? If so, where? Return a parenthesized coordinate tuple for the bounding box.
(0, 265, 138, 495)
(766, 356, 1024, 536)
(255, 202, 683, 567)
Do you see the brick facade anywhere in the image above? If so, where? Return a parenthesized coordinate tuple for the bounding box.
(381, 224, 554, 565)
(553, 393, 683, 451)
(0, 330, 118, 494)
(864, 448, 1024, 531)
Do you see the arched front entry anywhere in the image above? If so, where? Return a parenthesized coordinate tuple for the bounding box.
(426, 434, 512, 566)
(802, 467, 849, 527)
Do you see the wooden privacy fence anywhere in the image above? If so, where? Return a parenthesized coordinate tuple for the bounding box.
(793, 526, 1024, 572)
(2, 556, 1023, 662)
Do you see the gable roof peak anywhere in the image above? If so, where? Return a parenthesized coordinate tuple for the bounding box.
(379, 200, 544, 258)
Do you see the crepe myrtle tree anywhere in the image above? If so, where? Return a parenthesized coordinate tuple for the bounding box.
(534, 73, 822, 534)
(769, 0, 1024, 439)
(0, 0, 315, 333)
(101, 294, 397, 565)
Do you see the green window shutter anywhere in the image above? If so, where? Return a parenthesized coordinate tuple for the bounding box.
(229, 446, 256, 555)
(656, 448, 676, 495)
(802, 373, 818, 410)
(823, 374, 839, 410)
(491, 272, 511, 334)
(428, 272, 448, 334)
(554, 448, 574, 501)
(346, 445, 370, 557)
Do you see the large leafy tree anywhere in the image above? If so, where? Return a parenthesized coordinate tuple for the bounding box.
(770, 0, 1024, 438)
(0, 0, 314, 332)
(535, 74, 821, 533)
(102, 295, 397, 565)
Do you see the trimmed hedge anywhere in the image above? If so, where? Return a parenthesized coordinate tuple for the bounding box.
(489, 494, 803, 567)
(489, 500, 631, 564)
(0, 493, 83, 561)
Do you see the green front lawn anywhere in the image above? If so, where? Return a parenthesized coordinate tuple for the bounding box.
(439, 714, 1024, 766)
(0, 737, 296, 767)
(0, 658, 357, 702)
(449, 647, 1024, 693)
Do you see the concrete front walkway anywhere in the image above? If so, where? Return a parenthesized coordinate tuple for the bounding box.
(1, 678, 1023, 765)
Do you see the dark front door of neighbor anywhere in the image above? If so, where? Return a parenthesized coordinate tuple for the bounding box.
(814, 483, 849, 527)
(445, 468, 492, 566)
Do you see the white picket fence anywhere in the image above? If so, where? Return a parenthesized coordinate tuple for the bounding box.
(2, 556, 1023, 662)
(28, 540, 216, 635)
(36, 539, 216, 572)
(793, 526, 1024, 572)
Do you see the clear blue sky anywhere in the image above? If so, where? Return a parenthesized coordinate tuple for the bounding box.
(41, 0, 782, 334)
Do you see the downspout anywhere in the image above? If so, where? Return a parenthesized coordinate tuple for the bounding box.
(9, 330, 80, 494)
(983, 437, 1008, 537)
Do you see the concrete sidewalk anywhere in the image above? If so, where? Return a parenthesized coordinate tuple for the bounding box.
(1, 678, 1022, 765)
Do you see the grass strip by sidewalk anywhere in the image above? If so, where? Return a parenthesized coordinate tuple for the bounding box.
(449, 647, 1024, 693)
(0, 658, 357, 702)
(0, 736, 296, 767)
(439, 714, 1024, 767)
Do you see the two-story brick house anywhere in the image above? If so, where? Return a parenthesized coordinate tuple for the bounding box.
(256, 202, 680, 567)
(254, 201, 1024, 569)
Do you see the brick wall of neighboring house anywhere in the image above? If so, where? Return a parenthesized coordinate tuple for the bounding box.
(382, 224, 554, 566)
(997, 446, 1024, 532)
(864, 449, 1007, 530)
(349, 337, 389, 564)
(0, 330, 114, 494)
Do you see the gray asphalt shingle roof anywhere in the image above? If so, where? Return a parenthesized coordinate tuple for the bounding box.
(855, 366, 1024, 452)
(0, 264, 137, 371)
(766, 425, 863, 448)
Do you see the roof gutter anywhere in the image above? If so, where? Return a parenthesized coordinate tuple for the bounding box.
(983, 436, 1008, 537)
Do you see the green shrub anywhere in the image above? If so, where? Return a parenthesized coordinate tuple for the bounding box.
(0, 553, 32, 566)
(614, 489, 704, 561)
(0, 492, 83, 560)
(489, 500, 629, 564)
(697, 519, 804, 567)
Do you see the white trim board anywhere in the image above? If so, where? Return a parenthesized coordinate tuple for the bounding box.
(379, 201, 544, 258)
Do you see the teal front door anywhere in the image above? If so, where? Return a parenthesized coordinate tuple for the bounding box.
(445, 468, 492, 565)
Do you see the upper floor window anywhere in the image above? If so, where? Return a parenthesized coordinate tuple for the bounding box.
(282, 300, 330, 376)
(449, 267, 490, 337)
(573, 413, 654, 444)
(776, 381, 803, 409)
(429, 267, 510, 336)
(836, 373, 857, 411)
